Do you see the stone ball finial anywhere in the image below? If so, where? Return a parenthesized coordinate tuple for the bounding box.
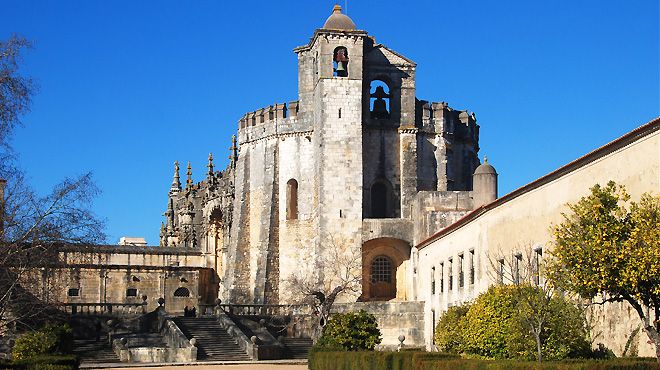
(259, 319, 266, 326)
(158, 297, 165, 306)
(215, 298, 222, 306)
(250, 336, 258, 344)
(190, 338, 197, 346)
(398, 335, 406, 344)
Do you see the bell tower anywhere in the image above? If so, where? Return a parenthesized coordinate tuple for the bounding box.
(293, 5, 367, 292)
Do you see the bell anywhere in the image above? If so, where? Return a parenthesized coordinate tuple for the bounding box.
(335, 62, 346, 72)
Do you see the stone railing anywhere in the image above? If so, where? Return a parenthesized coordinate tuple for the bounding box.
(214, 304, 311, 316)
(216, 312, 256, 360)
(58, 302, 147, 316)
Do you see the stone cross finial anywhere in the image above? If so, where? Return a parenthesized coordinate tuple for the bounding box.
(484, 156, 488, 163)
(171, 161, 181, 192)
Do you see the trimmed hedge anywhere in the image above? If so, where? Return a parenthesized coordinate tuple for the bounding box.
(0, 355, 78, 370)
(308, 351, 660, 370)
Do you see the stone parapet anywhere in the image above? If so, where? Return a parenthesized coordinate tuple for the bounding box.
(237, 101, 313, 144)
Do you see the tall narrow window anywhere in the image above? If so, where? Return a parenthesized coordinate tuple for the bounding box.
(371, 182, 388, 218)
(514, 253, 522, 285)
(333, 46, 349, 77)
(369, 80, 390, 119)
(534, 247, 543, 286)
(431, 266, 436, 295)
(497, 259, 505, 284)
(286, 179, 298, 220)
(458, 253, 464, 288)
(440, 262, 444, 293)
(448, 258, 453, 291)
(469, 250, 475, 285)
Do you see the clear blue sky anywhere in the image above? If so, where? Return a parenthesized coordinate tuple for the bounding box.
(3, 0, 658, 245)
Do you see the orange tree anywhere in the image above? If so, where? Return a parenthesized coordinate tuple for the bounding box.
(549, 181, 660, 360)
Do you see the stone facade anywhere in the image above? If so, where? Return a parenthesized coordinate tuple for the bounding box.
(157, 8, 486, 309)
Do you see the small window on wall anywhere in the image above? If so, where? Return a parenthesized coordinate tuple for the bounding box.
(469, 250, 475, 285)
(534, 247, 543, 286)
(68, 288, 79, 297)
(514, 253, 523, 285)
(286, 179, 298, 220)
(333, 46, 349, 77)
(440, 262, 444, 293)
(448, 258, 453, 291)
(369, 80, 390, 119)
(497, 259, 505, 284)
(174, 287, 190, 297)
(458, 253, 464, 288)
(126, 288, 138, 297)
(431, 266, 436, 295)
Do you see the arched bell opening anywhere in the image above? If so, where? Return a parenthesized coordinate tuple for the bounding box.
(333, 46, 349, 77)
(361, 238, 411, 301)
(369, 80, 390, 119)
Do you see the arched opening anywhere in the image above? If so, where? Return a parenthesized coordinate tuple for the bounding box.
(362, 238, 411, 301)
(333, 46, 349, 77)
(173, 287, 190, 297)
(126, 288, 138, 297)
(286, 179, 298, 220)
(369, 80, 390, 119)
(370, 181, 388, 218)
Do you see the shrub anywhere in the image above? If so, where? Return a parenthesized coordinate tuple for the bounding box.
(434, 285, 590, 361)
(316, 310, 382, 351)
(434, 304, 468, 353)
(12, 324, 74, 360)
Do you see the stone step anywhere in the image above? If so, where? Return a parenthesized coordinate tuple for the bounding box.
(73, 339, 120, 364)
(173, 317, 251, 361)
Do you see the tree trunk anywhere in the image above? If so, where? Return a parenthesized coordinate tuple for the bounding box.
(535, 334, 543, 362)
(642, 325, 660, 362)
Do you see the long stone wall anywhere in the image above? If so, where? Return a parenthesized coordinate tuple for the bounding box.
(416, 119, 660, 354)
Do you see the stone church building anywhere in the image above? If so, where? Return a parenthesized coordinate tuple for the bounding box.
(26, 6, 658, 355)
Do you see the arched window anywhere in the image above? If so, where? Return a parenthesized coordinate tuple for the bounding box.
(286, 179, 298, 220)
(369, 80, 390, 119)
(333, 46, 349, 77)
(173, 287, 190, 297)
(371, 182, 388, 218)
(370, 256, 393, 283)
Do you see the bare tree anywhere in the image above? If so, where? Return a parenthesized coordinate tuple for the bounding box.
(0, 35, 105, 332)
(284, 234, 362, 341)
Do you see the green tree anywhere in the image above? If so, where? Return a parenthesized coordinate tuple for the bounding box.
(316, 310, 382, 351)
(434, 304, 468, 353)
(435, 284, 589, 361)
(549, 181, 660, 360)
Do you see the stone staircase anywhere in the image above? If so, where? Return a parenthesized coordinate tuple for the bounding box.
(281, 337, 313, 359)
(73, 338, 120, 364)
(173, 317, 251, 361)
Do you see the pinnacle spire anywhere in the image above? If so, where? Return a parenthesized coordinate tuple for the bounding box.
(171, 161, 181, 192)
(186, 161, 193, 189)
(229, 135, 238, 168)
(207, 153, 214, 178)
